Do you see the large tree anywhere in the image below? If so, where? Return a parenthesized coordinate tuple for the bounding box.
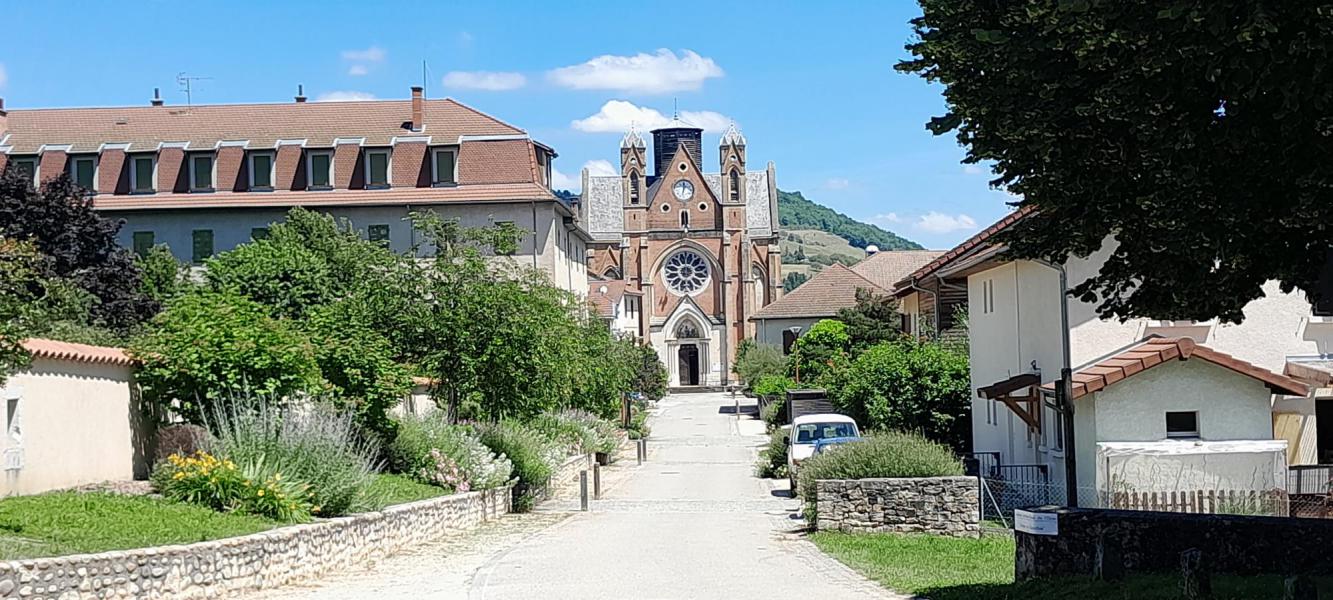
(899, 2, 1333, 323)
(0, 170, 156, 332)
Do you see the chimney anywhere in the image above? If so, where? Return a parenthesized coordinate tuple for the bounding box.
(410, 86, 424, 132)
(295, 84, 307, 103)
(150, 88, 164, 107)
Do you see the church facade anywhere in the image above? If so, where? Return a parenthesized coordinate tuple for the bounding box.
(581, 121, 782, 387)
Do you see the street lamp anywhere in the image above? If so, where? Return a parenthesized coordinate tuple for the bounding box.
(787, 325, 804, 384)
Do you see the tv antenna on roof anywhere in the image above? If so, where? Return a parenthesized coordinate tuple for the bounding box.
(176, 72, 213, 110)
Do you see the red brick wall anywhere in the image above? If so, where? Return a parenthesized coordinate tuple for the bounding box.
(98, 149, 127, 194)
(39, 151, 67, 185)
(157, 148, 185, 193)
(275, 145, 302, 191)
(391, 142, 427, 188)
(0, 154, 8, 175)
(215, 147, 244, 192)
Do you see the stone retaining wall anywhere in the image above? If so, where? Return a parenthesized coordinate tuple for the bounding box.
(815, 476, 980, 538)
(0, 484, 514, 599)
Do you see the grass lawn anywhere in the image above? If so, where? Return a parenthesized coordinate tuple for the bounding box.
(810, 531, 1333, 600)
(0, 492, 277, 560)
(366, 473, 447, 509)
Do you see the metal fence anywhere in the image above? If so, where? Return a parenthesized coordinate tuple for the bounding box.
(1288, 465, 1333, 495)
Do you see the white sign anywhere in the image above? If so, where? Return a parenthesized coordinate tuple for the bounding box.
(1014, 509, 1058, 536)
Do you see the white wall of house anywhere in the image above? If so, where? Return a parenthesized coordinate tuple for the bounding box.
(898, 292, 923, 336)
(1, 358, 147, 497)
(609, 296, 641, 338)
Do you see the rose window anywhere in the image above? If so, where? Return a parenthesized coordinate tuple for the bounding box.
(664, 250, 710, 296)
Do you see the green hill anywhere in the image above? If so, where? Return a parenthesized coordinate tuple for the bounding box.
(778, 190, 922, 252)
(777, 190, 921, 291)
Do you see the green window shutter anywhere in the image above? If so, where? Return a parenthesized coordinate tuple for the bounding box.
(434, 151, 455, 184)
(192, 230, 214, 264)
(310, 153, 331, 188)
(73, 158, 96, 190)
(368, 152, 389, 186)
(192, 155, 213, 190)
(251, 227, 270, 240)
(368, 224, 390, 246)
(134, 158, 154, 192)
(132, 231, 155, 257)
(252, 154, 273, 188)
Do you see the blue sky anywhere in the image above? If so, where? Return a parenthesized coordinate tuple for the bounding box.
(2, 1, 1015, 249)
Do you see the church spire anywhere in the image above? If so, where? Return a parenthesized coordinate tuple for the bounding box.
(620, 123, 646, 149)
(720, 121, 746, 147)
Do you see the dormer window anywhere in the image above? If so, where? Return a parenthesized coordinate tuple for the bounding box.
(69, 155, 97, 192)
(9, 156, 38, 180)
(248, 151, 274, 191)
(306, 150, 333, 190)
(130, 154, 156, 193)
(365, 149, 391, 188)
(629, 172, 640, 204)
(729, 170, 740, 202)
(431, 148, 456, 186)
(189, 153, 214, 192)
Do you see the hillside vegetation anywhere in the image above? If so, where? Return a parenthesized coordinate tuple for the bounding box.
(778, 190, 920, 291)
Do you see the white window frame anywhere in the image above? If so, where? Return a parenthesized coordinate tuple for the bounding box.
(248, 151, 276, 191)
(364, 148, 392, 188)
(306, 150, 334, 190)
(188, 153, 216, 192)
(4, 386, 21, 446)
(10, 156, 39, 181)
(69, 155, 98, 193)
(129, 154, 157, 194)
(430, 147, 458, 186)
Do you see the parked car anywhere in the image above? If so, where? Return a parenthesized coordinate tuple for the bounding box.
(785, 413, 860, 492)
(813, 435, 862, 455)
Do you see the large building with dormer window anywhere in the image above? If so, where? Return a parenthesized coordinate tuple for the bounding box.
(581, 120, 782, 387)
(0, 87, 589, 294)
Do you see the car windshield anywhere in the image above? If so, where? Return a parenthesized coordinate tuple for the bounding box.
(795, 422, 856, 443)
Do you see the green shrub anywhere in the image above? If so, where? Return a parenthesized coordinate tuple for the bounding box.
(735, 343, 786, 386)
(210, 403, 380, 517)
(796, 432, 963, 519)
(305, 305, 412, 441)
(529, 410, 619, 455)
(475, 421, 564, 511)
(830, 339, 971, 452)
(151, 450, 313, 522)
(788, 319, 851, 382)
(388, 414, 512, 492)
(752, 374, 793, 399)
(626, 403, 651, 440)
(755, 429, 789, 479)
(760, 398, 787, 431)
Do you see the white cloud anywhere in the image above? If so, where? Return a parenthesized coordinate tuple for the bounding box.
(822, 177, 850, 190)
(548, 49, 723, 94)
(0, 64, 7, 89)
(316, 91, 377, 102)
(571, 100, 730, 133)
(442, 71, 527, 91)
(550, 160, 619, 192)
(871, 212, 902, 225)
(341, 46, 386, 62)
(963, 164, 986, 175)
(914, 212, 978, 234)
(342, 46, 385, 76)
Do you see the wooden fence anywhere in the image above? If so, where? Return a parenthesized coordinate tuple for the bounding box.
(1108, 489, 1289, 517)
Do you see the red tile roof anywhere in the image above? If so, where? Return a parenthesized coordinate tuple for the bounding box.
(1, 98, 523, 153)
(850, 250, 944, 292)
(588, 280, 640, 319)
(893, 205, 1035, 293)
(751, 264, 886, 320)
(90, 182, 555, 211)
(22, 338, 134, 367)
(1039, 337, 1308, 399)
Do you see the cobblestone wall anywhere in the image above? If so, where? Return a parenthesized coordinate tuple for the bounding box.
(0, 484, 513, 599)
(815, 476, 981, 538)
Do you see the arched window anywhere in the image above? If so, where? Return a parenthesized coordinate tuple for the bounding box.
(729, 170, 740, 202)
(663, 249, 710, 296)
(629, 172, 640, 204)
(603, 266, 621, 279)
(680, 210, 690, 228)
(750, 265, 767, 312)
(675, 319, 702, 339)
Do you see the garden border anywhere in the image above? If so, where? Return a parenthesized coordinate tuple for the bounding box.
(815, 476, 981, 538)
(0, 483, 516, 599)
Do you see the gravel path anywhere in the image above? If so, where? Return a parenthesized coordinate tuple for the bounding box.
(248, 392, 902, 600)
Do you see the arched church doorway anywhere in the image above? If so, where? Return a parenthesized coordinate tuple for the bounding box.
(677, 344, 700, 386)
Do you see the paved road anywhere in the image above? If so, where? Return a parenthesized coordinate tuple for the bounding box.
(251, 392, 898, 600)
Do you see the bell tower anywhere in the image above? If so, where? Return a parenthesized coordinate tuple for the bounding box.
(719, 122, 747, 204)
(620, 125, 647, 208)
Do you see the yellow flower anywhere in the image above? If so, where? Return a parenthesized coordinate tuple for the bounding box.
(274, 473, 282, 481)
(257, 489, 265, 497)
(173, 472, 185, 480)
(311, 506, 320, 514)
